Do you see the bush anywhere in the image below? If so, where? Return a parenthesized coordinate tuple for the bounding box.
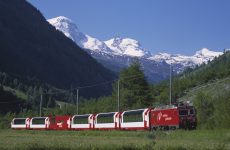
(194, 90, 230, 129)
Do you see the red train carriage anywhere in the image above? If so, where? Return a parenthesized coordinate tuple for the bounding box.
(11, 118, 30, 129)
(94, 112, 120, 130)
(70, 114, 94, 130)
(49, 116, 70, 130)
(120, 108, 151, 130)
(150, 105, 179, 130)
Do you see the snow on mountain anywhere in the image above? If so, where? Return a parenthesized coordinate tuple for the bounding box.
(48, 16, 112, 54)
(47, 16, 224, 82)
(83, 35, 113, 54)
(105, 37, 151, 57)
(47, 16, 87, 48)
(48, 16, 151, 57)
(148, 48, 223, 67)
(194, 48, 223, 59)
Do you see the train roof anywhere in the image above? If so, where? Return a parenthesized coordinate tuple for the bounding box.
(153, 105, 177, 110)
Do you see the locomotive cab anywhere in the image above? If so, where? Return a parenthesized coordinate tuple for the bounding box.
(177, 102, 197, 129)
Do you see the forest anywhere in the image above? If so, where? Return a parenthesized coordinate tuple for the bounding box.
(1, 51, 230, 129)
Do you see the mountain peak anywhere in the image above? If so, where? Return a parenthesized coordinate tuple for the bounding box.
(48, 16, 87, 47)
(104, 37, 151, 57)
(194, 48, 223, 58)
(48, 17, 152, 57)
(195, 48, 212, 55)
(48, 16, 73, 24)
(111, 36, 123, 47)
(47, 17, 223, 69)
(47, 16, 78, 33)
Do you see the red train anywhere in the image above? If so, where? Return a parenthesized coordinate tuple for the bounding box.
(11, 102, 197, 131)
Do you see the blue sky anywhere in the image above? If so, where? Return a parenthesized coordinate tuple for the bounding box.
(28, 0, 230, 55)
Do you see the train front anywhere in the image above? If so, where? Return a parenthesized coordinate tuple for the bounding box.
(177, 102, 197, 129)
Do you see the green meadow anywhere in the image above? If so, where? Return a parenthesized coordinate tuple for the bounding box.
(0, 129, 229, 150)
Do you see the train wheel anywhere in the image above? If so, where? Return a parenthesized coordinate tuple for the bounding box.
(164, 126, 169, 130)
(170, 126, 176, 130)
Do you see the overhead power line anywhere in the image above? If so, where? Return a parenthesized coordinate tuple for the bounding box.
(121, 73, 144, 80)
(75, 79, 117, 90)
(73, 73, 145, 90)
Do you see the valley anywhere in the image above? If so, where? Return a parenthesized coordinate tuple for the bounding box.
(0, 1, 229, 149)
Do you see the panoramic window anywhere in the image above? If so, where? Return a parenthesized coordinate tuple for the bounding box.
(97, 113, 115, 124)
(73, 115, 89, 124)
(14, 118, 26, 125)
(32, 118, 46, 124)
(123, 110, 144, 123)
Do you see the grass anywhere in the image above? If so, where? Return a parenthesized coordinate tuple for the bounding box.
(0, 129, 229, 150)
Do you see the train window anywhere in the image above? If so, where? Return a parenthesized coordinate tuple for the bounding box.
(123, 110, 143, 123)
(73, 115, 89, 124)
(179, 110, 188, 116)
(32, 118, 46, 124)
(14, 118, 26, 125)
(189, 109, 194, 115)
(97, 113, 114, 123)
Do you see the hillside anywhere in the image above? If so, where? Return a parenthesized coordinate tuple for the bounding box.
(151, 51, 230, 103)
(179, 77, 230, 102)
(0, 0, 115, 98)
(177, 77, 230, 129)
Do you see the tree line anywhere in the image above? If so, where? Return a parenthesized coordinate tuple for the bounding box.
(1, 52, 230, 129)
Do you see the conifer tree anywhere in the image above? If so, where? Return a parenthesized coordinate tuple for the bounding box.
(114, 59, 151, 110)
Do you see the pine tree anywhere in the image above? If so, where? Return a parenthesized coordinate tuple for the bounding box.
(114, 59, 151, 110)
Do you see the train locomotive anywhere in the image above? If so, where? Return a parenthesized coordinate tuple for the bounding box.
(11, 102, 197, 131)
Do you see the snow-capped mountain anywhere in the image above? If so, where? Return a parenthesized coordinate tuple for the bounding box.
(194, 48, 223, 62)
(105, 37, 151, 57)
(48, 16, 223, 82)
(48, 16, 112, 54)
(48, 16, 87, 48)
(148, 48, 223, 73)
(48, 16, 151, 57)
(149, 48, 223, 66)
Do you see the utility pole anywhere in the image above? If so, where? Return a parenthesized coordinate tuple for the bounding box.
(40, 93, 43, 117)
(70, 85, 73, 104)
(169, 63, 172, 105)
(77, 89, 79, 115)
(117, 80, 120, 112)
